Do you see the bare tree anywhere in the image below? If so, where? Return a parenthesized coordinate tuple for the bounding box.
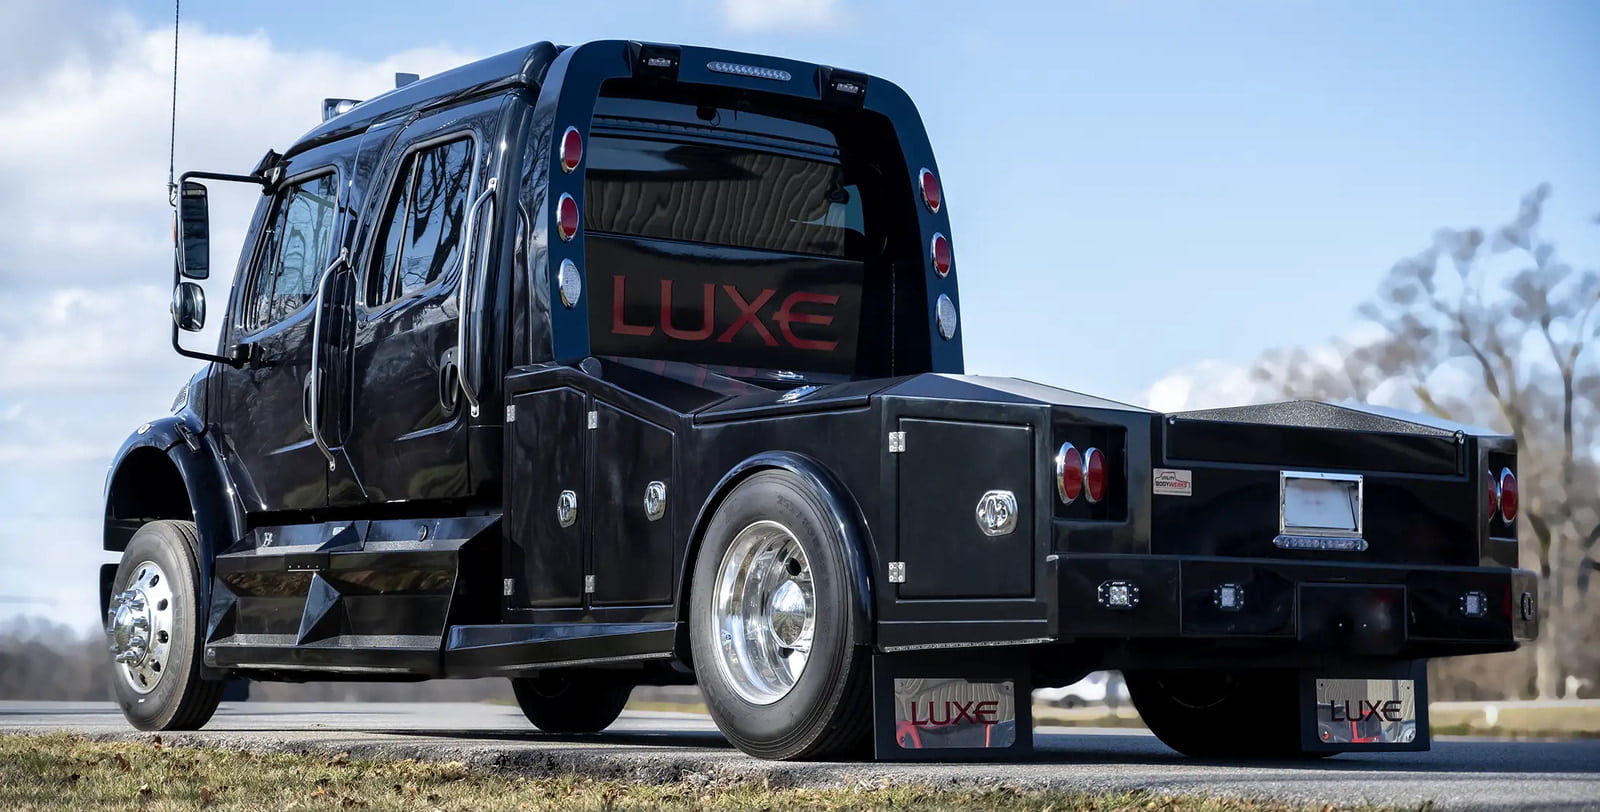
(1255, 184, 1600, 699)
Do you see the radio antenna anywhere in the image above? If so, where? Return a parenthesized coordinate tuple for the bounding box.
(166, 0, 181, 207)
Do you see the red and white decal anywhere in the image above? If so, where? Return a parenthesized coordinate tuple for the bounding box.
(1152, 468, 1193, 497)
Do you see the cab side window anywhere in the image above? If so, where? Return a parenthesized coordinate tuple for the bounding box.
(368, 138, 476, 306)
(243, 173, 339, 331)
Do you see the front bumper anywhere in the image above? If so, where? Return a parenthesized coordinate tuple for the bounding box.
(1047, 554, 1538, 662)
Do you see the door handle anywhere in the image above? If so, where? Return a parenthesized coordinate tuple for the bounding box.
(303, 373, 314, 430)
(456, 177, 497, 419)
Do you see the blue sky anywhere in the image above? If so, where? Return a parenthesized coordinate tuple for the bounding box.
(117, 0, 1600, 395)
(0, 0, 1595, 620)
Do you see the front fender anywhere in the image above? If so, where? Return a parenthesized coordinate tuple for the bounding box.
(103, 414, 244, 602)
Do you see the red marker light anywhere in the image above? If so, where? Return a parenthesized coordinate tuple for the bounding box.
(1056, 443, 1084, 504)
(1083, 447, 1108, 504)
(931, 232, 951, 277)
(560, 126, 583, 173)
(1498, 468, 1518, 522)
(918, 168, 941, 214)
(557, 193, 579, 241)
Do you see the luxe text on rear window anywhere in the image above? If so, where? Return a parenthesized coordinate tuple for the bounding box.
(584, 136, 867, 258)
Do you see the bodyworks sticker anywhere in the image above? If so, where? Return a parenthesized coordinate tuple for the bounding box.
(1153, 468, 1193, 496)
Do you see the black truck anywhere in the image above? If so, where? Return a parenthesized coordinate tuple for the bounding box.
(104, 39, 1537, 761)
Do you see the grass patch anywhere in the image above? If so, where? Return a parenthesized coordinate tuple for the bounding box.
(0, 732, 1384, 811)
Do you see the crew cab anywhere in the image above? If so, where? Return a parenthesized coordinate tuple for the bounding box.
(102, 40, 1538, 760)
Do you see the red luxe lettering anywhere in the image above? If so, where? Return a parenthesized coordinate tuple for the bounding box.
(610, 275, 838, 351)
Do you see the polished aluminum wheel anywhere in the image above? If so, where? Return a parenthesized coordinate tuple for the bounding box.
(106, 560, 175, 695)
(711, 520, 815, 705)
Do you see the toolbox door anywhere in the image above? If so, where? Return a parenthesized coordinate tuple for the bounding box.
(895, 419, 1034, 599)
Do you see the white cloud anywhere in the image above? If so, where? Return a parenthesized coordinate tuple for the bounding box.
(719, 0, 847, 32)
(1140, 358, 1269, 413)
(0, 1, 478, 622)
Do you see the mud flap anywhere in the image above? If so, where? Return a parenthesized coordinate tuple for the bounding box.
(871, 651, 1033, 761)
(1298, 660, 1430, 753)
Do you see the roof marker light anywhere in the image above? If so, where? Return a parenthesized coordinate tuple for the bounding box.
(931, 233, 952, 277)
(559, 126, 582, 173)
(919, 168, 942, 214)
(707, 61, 792, 82)
(557, 193, 579, 242)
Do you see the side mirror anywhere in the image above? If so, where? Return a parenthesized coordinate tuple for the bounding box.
(177, 181, 210, 280)
(172, 282, 206, 332)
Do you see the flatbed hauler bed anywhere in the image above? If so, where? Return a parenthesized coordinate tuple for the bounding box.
(103, 40, 1536, 760)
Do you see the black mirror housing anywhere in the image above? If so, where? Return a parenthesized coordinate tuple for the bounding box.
(177, 181, 210, 280)
(172, 281, 206, 332)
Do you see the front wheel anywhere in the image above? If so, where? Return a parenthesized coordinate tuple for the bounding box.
(107, 520, 223, 731)
(689, 469, 871, 760)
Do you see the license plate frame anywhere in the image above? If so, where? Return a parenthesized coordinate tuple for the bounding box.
(1280, 470, 1363, 537)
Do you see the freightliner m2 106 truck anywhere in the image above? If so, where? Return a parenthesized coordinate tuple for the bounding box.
(104, 40, 1537, 760)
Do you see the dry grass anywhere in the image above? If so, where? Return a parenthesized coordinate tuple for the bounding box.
(0, 732, 1390, 811)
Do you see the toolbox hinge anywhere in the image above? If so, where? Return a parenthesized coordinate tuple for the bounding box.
(505, 404, 516, 423)
(587, 410, 598, 430)
(888, 431, 906, 453)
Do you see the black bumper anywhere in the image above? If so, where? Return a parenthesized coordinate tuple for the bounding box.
(1046, 554, 1537, 663)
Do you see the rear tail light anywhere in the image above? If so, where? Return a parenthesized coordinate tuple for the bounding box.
(1486, 471, 1499, 520)
(1083, 447, 1108, 504)
(559, 126, 583, 173)
(918, 168, 942, 214)
(1498, 468, 1518, 522)
(931, 232, 952, 277)
(1056, 442, 1084, 504)
(557, 193, 579, 241)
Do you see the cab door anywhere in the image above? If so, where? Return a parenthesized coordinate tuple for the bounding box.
(214, 149, 350, 513)
(337, 98, 504, 504)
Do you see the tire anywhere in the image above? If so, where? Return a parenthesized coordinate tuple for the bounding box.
(108, 520, 224, 731)
(510, 671, 632, 733)
(689, 469, 871, 760)
(1125, 669, 1329, 759)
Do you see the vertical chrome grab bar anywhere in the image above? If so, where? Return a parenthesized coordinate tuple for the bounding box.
(309, 247, 348, 471)
(456, 177, 497, 418)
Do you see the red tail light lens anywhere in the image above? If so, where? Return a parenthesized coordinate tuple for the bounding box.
(1083, 447, 1108, 504)
(931, 232, 952, 277)
(1486, 471, 1499, 520)
(557, 193, 579, 241)
(918, 167, 941, 213)
(1498, 468, 1518, 522)
(1056, 443, 1084, 504)
(559, 126, 583, 173)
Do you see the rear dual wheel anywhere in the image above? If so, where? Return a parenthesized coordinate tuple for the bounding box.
(690, 470, 872, 761)
(510, 671, 632, 733)
(1125, 669, 1329, 759)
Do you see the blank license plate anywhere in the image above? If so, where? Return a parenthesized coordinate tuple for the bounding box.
(1281, 472, 1362, 534)
(1314, 677, 1418, 744)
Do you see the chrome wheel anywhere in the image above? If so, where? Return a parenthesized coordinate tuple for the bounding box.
(712, 520, 815, 705)
(106, 559, 175, 695)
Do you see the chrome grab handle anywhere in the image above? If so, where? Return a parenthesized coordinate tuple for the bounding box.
(456, 177, 497, 418)
(309, 247, 348, 472)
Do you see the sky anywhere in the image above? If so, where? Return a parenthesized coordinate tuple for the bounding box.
(0, 0, 1595, 622)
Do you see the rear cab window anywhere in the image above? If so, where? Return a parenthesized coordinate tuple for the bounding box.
(582, 86, 916, 381)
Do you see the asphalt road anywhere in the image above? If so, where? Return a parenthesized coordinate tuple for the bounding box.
(3, 702, 1597, 810)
